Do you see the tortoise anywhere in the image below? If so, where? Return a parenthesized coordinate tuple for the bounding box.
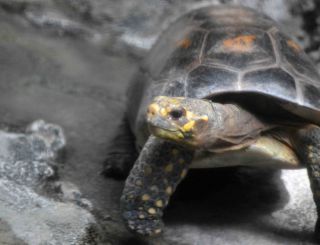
(104, 5, 320, 239)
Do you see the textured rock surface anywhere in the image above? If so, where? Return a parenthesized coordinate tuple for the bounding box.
(0, 120, 64, 187)
(0, 178, 98, 245)
(0, 121, 99, 245)
(0, 0, 319, 244)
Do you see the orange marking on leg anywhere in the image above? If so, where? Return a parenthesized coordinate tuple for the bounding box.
(287, 39, 302, 52)
(222, 35, 256, 52)
(176, 38, 192, 49)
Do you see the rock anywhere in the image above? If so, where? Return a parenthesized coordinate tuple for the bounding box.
(0, 220, 26, 245)
(24, 8, 100, 40)
(0, 0, 41, 13)
(0, 120, 102, 244)
(0, 120, 64, 187)
(54, 181, 94, 210)
(271, 170, 316, 232)
(0, 178, 98, 245)
(55, 0, 92, 19)
(0, 0, 306, 58)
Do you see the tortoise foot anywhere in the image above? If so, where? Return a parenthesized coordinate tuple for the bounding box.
(123, 210, 164, 236)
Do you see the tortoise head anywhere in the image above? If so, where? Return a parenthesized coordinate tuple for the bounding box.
(147, 96, 211, 148)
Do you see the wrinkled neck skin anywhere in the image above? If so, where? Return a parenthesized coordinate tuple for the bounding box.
(199, 102, 269, 152)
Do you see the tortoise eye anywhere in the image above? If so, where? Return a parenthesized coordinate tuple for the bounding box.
(169, 108, 185, 120)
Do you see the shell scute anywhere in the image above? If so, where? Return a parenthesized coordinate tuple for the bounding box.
(303, 84, 320, 108)
(186, 65, 238, 98)
(161, 30, 207, 76)
(242, 68, 297, 100)
(203, 28, 275, 70)
(274, 32, 320, 83)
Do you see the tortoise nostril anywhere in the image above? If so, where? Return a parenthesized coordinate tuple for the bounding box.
(149, 109, 155, 115)
(169, 109, 185, 120)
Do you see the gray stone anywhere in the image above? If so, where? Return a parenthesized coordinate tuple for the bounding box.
(0, 219, 27, 245)
(24, 8, 100, 40)
(54, 181, 94, 210)
(0, 178, 98, 245)
(0, 120, 101, 244)
(0, 0, 42, 13)
(0, 120, 64, 187)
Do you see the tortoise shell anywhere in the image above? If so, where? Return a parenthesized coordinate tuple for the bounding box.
(128, 5, 320, 144)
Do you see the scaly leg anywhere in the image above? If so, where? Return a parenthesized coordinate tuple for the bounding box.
(120, 136, 194, 236)
(293, 125, 320, 242)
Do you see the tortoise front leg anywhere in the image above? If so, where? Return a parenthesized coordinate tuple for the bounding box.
(294, 125, 320, 242)
(120, 136, 194, 236)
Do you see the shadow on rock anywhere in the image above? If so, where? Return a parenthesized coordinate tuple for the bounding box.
(252, 221, 315, 244)
(165, 167, 289, 224)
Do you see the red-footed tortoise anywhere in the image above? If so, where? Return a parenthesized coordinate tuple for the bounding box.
(104, 5, 320, 239)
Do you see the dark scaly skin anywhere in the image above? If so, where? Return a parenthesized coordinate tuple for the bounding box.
(293, 125, 320, 242)
(120, 136, 194, 236)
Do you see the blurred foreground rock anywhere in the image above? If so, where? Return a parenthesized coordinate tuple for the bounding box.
(0, 120, 99, 245)
(0, 179, 98, 245)
(0, 120, 64, 187)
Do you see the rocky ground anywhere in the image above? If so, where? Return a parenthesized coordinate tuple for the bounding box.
(0, 0, 320, 244)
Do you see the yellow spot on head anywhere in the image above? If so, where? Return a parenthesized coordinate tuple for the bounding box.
(181, 169, 188, 179)
(183, 120, 195, 132)
(148, 208, 157, 215)
(176, 38, 192, 49)
(160, 108, 168, 117)
(142, 194, 150, 201)
(287, 39, 302, 52)
(223, 34, 256, 52)
(186, 111, 195, 120)
(164, 164, 173, 172)
(166, 186, 173, 195)
(148, 103, 160, 116)
(155, 200, 163, 208)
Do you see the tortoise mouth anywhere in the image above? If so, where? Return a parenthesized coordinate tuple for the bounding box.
(148, 125, 184, 140)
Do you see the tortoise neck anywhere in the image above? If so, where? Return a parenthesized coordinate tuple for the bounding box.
(203, 102, 269, 150)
